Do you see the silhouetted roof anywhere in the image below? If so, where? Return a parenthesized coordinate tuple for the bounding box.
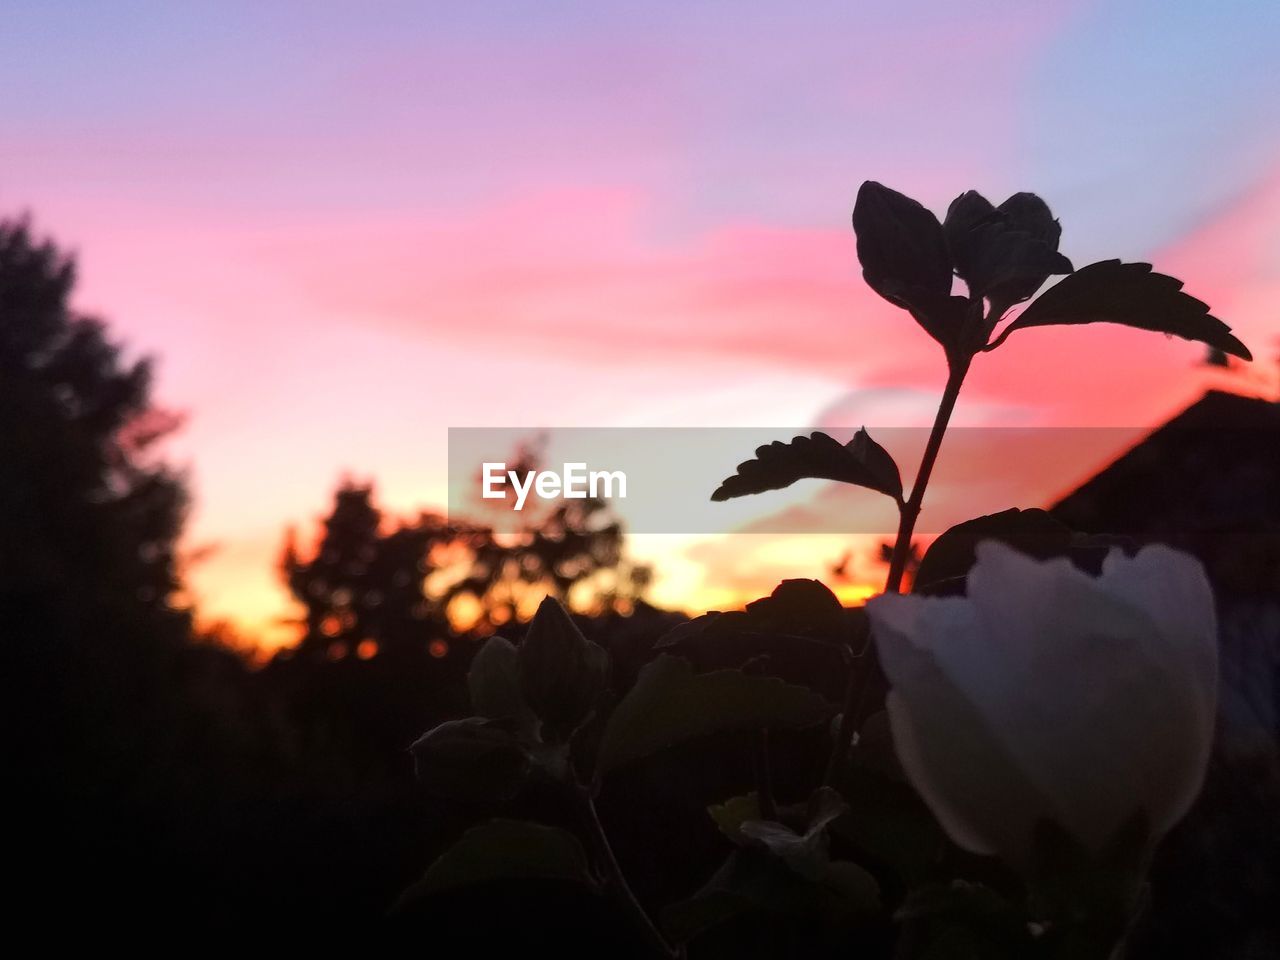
(1051, 390, 1280, 536)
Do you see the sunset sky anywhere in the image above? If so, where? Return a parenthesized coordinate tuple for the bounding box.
(3, 1, 1277, 647)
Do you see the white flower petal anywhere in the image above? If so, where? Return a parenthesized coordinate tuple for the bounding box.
(1013, 612, 1198, 851)
(870, 589, 1022, 733)
(867, 591, 968, 673)
(962, 543, 1174, 850)
(967, 541, 1153, 667)
(872, 541, 1220, 865)
(870, 591, 1052, 862)
(1099, 545, 1218, 711)
(1097, 545, 1218, 831)
(882, 667, 1049, 862)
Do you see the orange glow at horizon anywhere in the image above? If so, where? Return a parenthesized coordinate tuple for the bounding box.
(3, 4, 1274, 656)
(832, 582, 881, 606)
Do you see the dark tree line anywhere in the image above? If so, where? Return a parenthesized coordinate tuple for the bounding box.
(0, 217, 292, 926)
(280, 468, 650, 666)
(0, 214, 660, 935)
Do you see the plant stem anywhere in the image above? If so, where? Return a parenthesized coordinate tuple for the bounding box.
(884, 357, 970, 593)
(823, 355, 972, 784)
(576, 784, 681, 960)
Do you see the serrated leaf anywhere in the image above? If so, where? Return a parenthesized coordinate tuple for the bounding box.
(395, 819, 591, 909)
(994, 259, 1251, 360)
(711, 429, 902, 503)
(596, 655, 835, 777)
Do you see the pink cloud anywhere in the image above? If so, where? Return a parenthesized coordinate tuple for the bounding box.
(263, 185, 931, 383)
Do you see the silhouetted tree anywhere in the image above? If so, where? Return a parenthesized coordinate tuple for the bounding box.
(1, 217, 197, 784)
(283, 480, 465, 663)
(270, 468, 652, 782)
(443, 444, 651, 631)
(0, 218, 187, 636)
(282, 462, 650, 661)
(0, 217, 292, 926)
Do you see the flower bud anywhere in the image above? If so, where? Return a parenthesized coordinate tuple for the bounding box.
(518, 596, 610, 735)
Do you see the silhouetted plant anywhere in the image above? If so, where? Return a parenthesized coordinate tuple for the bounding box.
(406, 183, 1253, 959)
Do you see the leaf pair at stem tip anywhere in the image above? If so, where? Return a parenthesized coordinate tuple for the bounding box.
(853, 180, 1251, 362)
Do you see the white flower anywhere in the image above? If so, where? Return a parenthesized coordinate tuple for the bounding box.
(866, 541, 1217, 871)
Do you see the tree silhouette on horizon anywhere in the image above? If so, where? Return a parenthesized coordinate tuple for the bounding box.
(281, 461, 651, 666)
(0, 215, 304, 925)
(0, 218, 188, 636)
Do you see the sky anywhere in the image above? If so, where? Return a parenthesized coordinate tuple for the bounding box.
(2, 0, 1277, 647)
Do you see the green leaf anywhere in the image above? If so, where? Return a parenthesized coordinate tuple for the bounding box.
(993, 259, 1251, 360)
(739, 820, 826, 878)
(738, 787, 850, 880)
(410, 717, 531, 802)
(708, 792, 763, 841)
(596, 655, 835, 777)
(468, 636, 533, 724)
(711, 428, 903, 502)
(518, 596, 610, 734)
(395, 819, 592, 909)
